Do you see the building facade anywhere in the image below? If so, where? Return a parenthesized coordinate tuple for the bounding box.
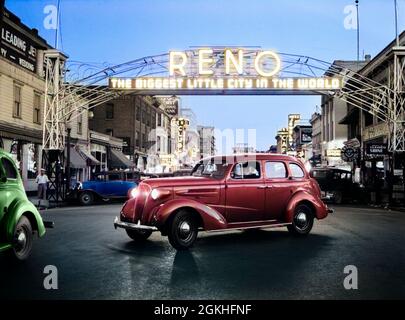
(340, 31, 405, 204)
(0, 8, 51, 192)
(321, 60, 368, 168)
(197, 125, 216, 158)
(89, 94, 173, 171)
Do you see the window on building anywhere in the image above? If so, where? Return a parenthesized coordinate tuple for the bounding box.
(120, 137, 131, 154)
(142, 133, 147, 149)
(77, 111, 83, 134)
(157, 136, 161, 153)
(106, 103, 114, 119)
(157, 113, 162, 127)
(146, 111, 151, 127)
(136, 106, 141, 121)
(33, 93, 41, 124)
(106, 128, 113, 136)
(152, 111, 156, 129)
(13, 84, 22, 118)
(135, 131, 140, 147)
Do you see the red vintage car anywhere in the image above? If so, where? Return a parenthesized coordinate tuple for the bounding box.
(114, 154, 332, 250)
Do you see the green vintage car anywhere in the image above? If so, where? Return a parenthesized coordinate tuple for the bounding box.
(0, 149, 51, 260)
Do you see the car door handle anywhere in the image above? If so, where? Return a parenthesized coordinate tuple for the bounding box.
(257, 186, 267, 189)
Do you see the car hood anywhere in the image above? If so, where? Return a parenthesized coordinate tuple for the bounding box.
(141, 176, 221, 188)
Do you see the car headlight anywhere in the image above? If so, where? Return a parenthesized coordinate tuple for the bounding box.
(129, 187, 139, 198)
(150, 189, 160, 200)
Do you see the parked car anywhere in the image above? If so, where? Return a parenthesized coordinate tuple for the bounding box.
(310, 167, 359, 204)
(70, 171, 139, 205)
(0, 149, 53, 260)
(114, 154, 332, 250)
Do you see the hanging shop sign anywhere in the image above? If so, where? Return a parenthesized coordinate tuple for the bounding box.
(0, 20, 37, 73)
(341, 146, 358, 162)
(366, 143, 388, 155)
(109, 49, 342, 92)
(326, 149, 341, 158)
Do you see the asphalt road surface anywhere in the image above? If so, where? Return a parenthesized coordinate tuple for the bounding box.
(1, 203, 404, 299)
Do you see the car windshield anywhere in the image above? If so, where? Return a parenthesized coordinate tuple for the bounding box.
(191, 161, 228, 179)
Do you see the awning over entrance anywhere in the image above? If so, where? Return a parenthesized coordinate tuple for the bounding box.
(70, 147, 87, 169)
(78, 147, 100, 165)
(109, 149, 134, 168)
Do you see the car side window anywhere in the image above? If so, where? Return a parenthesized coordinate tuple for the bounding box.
(231, 161, 261, 179)
(265, 161, 287, 179)
(289, 163, 305, 178)
(1, 158, 17, 179)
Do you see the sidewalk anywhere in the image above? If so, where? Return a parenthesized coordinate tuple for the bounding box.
(28, 197, 68, 210)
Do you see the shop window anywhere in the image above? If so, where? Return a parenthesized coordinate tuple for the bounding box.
(106, 103, 114, 119)
(27, 144, 38, 179)
(13, 84, 22, 118)
(33, 93, 41, 124)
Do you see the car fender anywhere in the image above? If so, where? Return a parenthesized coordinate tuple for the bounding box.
(155, 198, 227, 231)
(5, 198, 45, 241)
(285, 190, 328, 222)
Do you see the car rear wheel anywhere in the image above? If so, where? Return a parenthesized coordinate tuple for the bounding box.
(287, 204, 314, 236)
(79, 191, 94, 206)
(126, 229, 152, 241)
(334, 191, 343, 204)
(168, 210, 198, 250)
(10, 216, 33, 261)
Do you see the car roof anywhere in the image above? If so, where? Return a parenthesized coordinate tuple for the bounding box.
(201, 153, 301, 163)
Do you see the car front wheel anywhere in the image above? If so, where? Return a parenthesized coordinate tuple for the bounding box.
(168, 210, 198, 250)
(11, 216, 33, 261)
(79, 191, 94, 206)
(126, 229, 152, 241)
(287, 204, 314, 236)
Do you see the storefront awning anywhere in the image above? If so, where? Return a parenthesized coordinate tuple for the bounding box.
(78, 147, 100, 165)
(70, 147, 87, 169)
(109, 149, 134, 168)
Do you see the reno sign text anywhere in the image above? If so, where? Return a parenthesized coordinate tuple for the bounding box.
(109, 48, 342, 92)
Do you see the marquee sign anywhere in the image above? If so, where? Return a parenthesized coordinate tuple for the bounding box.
(109, 49, 342, 93)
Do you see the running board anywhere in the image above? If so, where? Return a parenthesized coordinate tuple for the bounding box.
(207, 222, 292, 232)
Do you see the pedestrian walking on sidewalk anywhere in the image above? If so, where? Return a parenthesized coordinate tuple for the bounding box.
(36, 168, 49, 201)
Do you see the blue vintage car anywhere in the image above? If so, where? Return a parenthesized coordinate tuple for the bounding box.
(72, 171, 139, 205)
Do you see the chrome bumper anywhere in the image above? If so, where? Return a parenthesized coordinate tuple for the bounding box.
(114, 217, 158, 231)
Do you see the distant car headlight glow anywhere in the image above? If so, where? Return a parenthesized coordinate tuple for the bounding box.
(150, 189, 160, 200)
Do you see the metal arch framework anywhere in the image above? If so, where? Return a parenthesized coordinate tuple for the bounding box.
(43, 47, 404, 153)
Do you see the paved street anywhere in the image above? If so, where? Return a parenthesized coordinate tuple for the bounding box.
(1, 203, 404, 300)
